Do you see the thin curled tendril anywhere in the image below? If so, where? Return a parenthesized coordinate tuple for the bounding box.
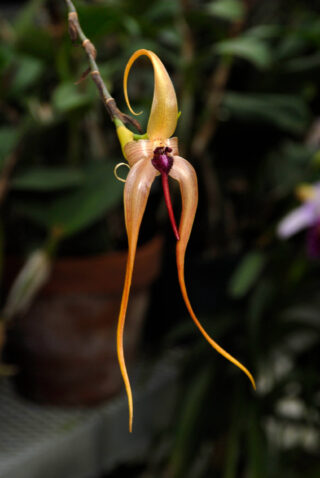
(114, 162, 130, 183)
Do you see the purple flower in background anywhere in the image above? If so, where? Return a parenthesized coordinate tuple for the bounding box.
(277, 183, 320, 258)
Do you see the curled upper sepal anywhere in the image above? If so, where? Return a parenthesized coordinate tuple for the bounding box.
(123, 49, 178, 141)
(170, 156, 256, 390)
(117, 158, 157, 432)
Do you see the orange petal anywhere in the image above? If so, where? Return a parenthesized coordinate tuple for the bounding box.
(123, 49, 178, 141)
(170, 156, 256, 390)
(117, 158, 157, 432)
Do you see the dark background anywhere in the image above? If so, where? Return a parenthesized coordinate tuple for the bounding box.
(1, 1, 320, 477)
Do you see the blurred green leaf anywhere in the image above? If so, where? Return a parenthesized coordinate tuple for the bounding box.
(16, 26, 54, 61)
(145, 0, 180, 20)
(298, 18, 320, 46)
(77, 4, 122, 39)
(223, 93, 310, 134)
(159, 28, 182, 48)
(247, 279, 275, 359)
(11, 167, 84, 191)
(9, 56, 44, 96)
(0, 127, 20, 171)
(276, 35, 306, 61)
(247, 407, 268, 478)
(207, 0, 245, 22)
(0, 45, 13, 73)
(169, 367, 212, 478)
(52, 82, 94, 113)
(16, 163, 123, 237)
(284, 53, 320, 72)
(229, 252, 266, 298)
(122, 15, 141, 37)
(266, 141, 314, 194)
(223, 397, 243, 478)
(248, 280, 274, 327)
(14, 0, 44, 35)
(215, 36, 272, 69)
(245, 25, 282, 39)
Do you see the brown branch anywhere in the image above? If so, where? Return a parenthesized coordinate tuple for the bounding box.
(191, 9, 248, 159)
(191, 0, 258, 158)
(64, 0, 142, 132)
(188, 1, 254, 239)
(191, 60, 232, 159)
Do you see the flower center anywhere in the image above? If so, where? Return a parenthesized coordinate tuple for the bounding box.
(151, 146, 179, 241)
(151, 146, 173, 174)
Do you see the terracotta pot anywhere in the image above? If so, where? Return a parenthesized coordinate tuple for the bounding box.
(6, 236, 163, 406)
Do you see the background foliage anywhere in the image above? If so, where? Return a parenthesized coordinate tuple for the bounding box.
(1, 0, 320, 477)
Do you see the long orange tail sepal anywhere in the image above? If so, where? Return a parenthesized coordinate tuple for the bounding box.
(176, 253, 256, 390)
(170, 155, 256, 390)
(117, 157, 157, 432)
(117, 250, 135, 433)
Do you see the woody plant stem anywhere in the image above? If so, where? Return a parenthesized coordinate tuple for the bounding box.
(64, 0, 141, 132)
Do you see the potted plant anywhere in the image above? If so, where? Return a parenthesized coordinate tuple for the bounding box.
(1, 0, 164, 404)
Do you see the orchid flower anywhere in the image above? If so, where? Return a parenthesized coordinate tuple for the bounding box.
(277, 183, 320, 257)
(115, 49, 256, 432)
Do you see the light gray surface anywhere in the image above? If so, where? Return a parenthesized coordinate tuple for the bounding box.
(0, 356, 179, 478)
